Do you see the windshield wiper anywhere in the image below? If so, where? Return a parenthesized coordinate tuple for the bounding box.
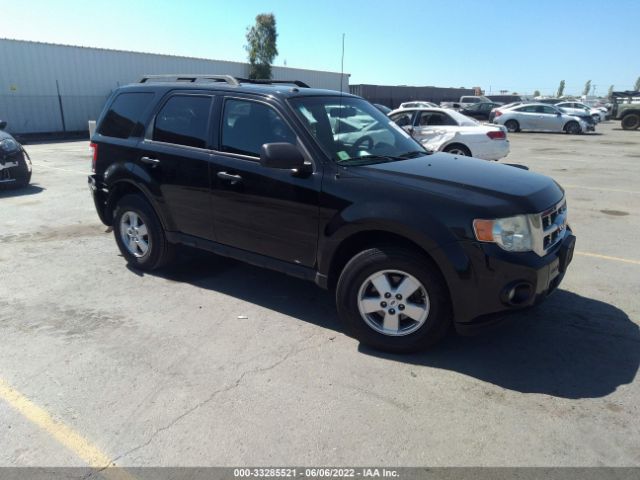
(396, 150, 431, 158)
(336, 154, 398, 164)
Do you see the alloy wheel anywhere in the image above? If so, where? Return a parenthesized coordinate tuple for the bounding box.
(357, 269, 430, 336)
(119, 211, 150, 258)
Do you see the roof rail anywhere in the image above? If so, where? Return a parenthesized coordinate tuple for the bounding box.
(138, 75, 310, 88)
(235, 78, 310, 88)
(139, 75, 240, 86)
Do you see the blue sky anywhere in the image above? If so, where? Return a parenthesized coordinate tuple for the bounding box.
(1, 0, 638, 95)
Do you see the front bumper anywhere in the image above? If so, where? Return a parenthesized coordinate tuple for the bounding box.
(451, 229, 575, 333)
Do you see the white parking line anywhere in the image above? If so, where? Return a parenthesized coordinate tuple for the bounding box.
(31, 162, 88, 175)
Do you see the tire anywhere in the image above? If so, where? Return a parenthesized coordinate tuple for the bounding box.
(112, 194, 175, 271)
(443, 143, 471, 156)
(621, 113, 640, 130)
(564, 121, 581, 135)
(504, 120, 519, 133)
(336, 246, 451, 353)
(14, 155, 32, 187)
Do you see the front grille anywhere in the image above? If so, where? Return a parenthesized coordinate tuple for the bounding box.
(540, 200, 567, 253)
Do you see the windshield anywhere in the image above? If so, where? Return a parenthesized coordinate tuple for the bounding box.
(289, 96, 428, 165)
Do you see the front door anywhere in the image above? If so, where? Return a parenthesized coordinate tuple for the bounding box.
(210, 97, 321, 267)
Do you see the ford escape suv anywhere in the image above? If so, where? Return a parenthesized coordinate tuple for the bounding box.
(88, 75, 576, 353)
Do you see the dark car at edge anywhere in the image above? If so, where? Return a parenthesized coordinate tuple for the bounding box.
(88, 75, 576, 353)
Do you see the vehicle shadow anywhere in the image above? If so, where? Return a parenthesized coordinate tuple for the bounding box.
(360, 290, 639, 399)
(0, 184, 45, 198)
(148, 248, 638, 400)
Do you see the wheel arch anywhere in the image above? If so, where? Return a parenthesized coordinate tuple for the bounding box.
(324, 229, 455, 309)
(105, 179, 172, 230)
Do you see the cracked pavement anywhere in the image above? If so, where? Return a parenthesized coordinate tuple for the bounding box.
(1, 124, 639, 466)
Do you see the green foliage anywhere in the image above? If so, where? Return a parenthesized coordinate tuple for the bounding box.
(245, 13, 278, 80)
(556, 80, 565, 98)
(583, 80, 592, 96)
(533, 90, 541, 97)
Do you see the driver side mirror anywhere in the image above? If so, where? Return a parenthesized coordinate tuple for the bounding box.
(260, 143, 309, 173)
(0, 120, 6, 130)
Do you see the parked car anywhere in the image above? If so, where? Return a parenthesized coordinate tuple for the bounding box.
(373, 103, 392, 115)
(555, 101, 605, 122)
(488, 102, 525, 122)
(399, 101, 438, 109)
(89, 74, 575, 353)
(459, 102, 502, 121)
(0, 120, 32, 188)
(493, 103, 594, 134)
(610, 91, 640, 130)
(388, 107, 509, 160)
(441, 95, 491, 110)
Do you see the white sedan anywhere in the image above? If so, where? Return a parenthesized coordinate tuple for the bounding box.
(388, 107, 509, 161)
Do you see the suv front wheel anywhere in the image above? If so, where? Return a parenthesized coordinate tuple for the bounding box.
(336, 246, 451, 353)
(113, 194, 175, 271)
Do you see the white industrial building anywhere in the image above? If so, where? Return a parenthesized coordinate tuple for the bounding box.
(0, 38, 350, 135)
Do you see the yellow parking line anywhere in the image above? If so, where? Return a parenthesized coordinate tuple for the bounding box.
(575, 251, 640, 265)
(562, 184, 640, 195)
(0, 378, 135, 480)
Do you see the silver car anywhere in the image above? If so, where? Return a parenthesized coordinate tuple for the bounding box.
(493, 103, 592, 134)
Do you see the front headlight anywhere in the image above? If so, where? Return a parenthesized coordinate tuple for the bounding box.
(473, 214, 533, 252)
(0, 138, 20, 153)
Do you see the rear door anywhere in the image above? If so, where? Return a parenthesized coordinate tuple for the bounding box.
(209, 95, 321, 267)
(137, 92, 216, 240)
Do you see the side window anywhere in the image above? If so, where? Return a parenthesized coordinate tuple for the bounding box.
(98, 92, 154, 139)
(221, 99, 296, 157)
(417, 111, 432, 126)
(390, 112, 414, 127)
(153, 95, 212, 148)
(428, 113, 456, 126)
(541, 106, 557, 114)
(517, 106, 536, 113)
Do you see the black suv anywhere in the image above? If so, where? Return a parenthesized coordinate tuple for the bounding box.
(88, 75, 576, 352)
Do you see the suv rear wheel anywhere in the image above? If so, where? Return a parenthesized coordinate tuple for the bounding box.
(113, 194, 175, 271)
(336, 246, 451, 353)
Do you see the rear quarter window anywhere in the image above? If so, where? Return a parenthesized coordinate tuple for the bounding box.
(98, 92, 154, 139)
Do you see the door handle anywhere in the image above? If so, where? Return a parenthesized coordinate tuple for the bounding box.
(140, 156, 160, 165)
(217, 171, 243, 183)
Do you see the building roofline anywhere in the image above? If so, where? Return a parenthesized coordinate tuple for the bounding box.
(0, 37, 350, 77)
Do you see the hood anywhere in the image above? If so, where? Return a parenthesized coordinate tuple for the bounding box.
(352, 153, 564, 214)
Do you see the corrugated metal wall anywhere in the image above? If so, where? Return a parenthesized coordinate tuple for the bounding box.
(350, 84, 476, 108)
(0, 38, 350, 134)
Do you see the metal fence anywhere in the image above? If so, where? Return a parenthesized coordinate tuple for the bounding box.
(350, 84, 476, 108)
(0, 93, 111, 134)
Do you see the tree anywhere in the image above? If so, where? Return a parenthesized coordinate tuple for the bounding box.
(635, 76, 640, 91)
(533, 90, 541, 97)
(608, 85, 614, 97)
(245, 13, 278, 79)
(583, 80, 592, 96)
(557, 80, 565, 98)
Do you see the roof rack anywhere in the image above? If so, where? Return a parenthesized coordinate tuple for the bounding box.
(139, 75, 240, 85)
(138, 75, 310, 88)
(235, 78, 310, 88)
